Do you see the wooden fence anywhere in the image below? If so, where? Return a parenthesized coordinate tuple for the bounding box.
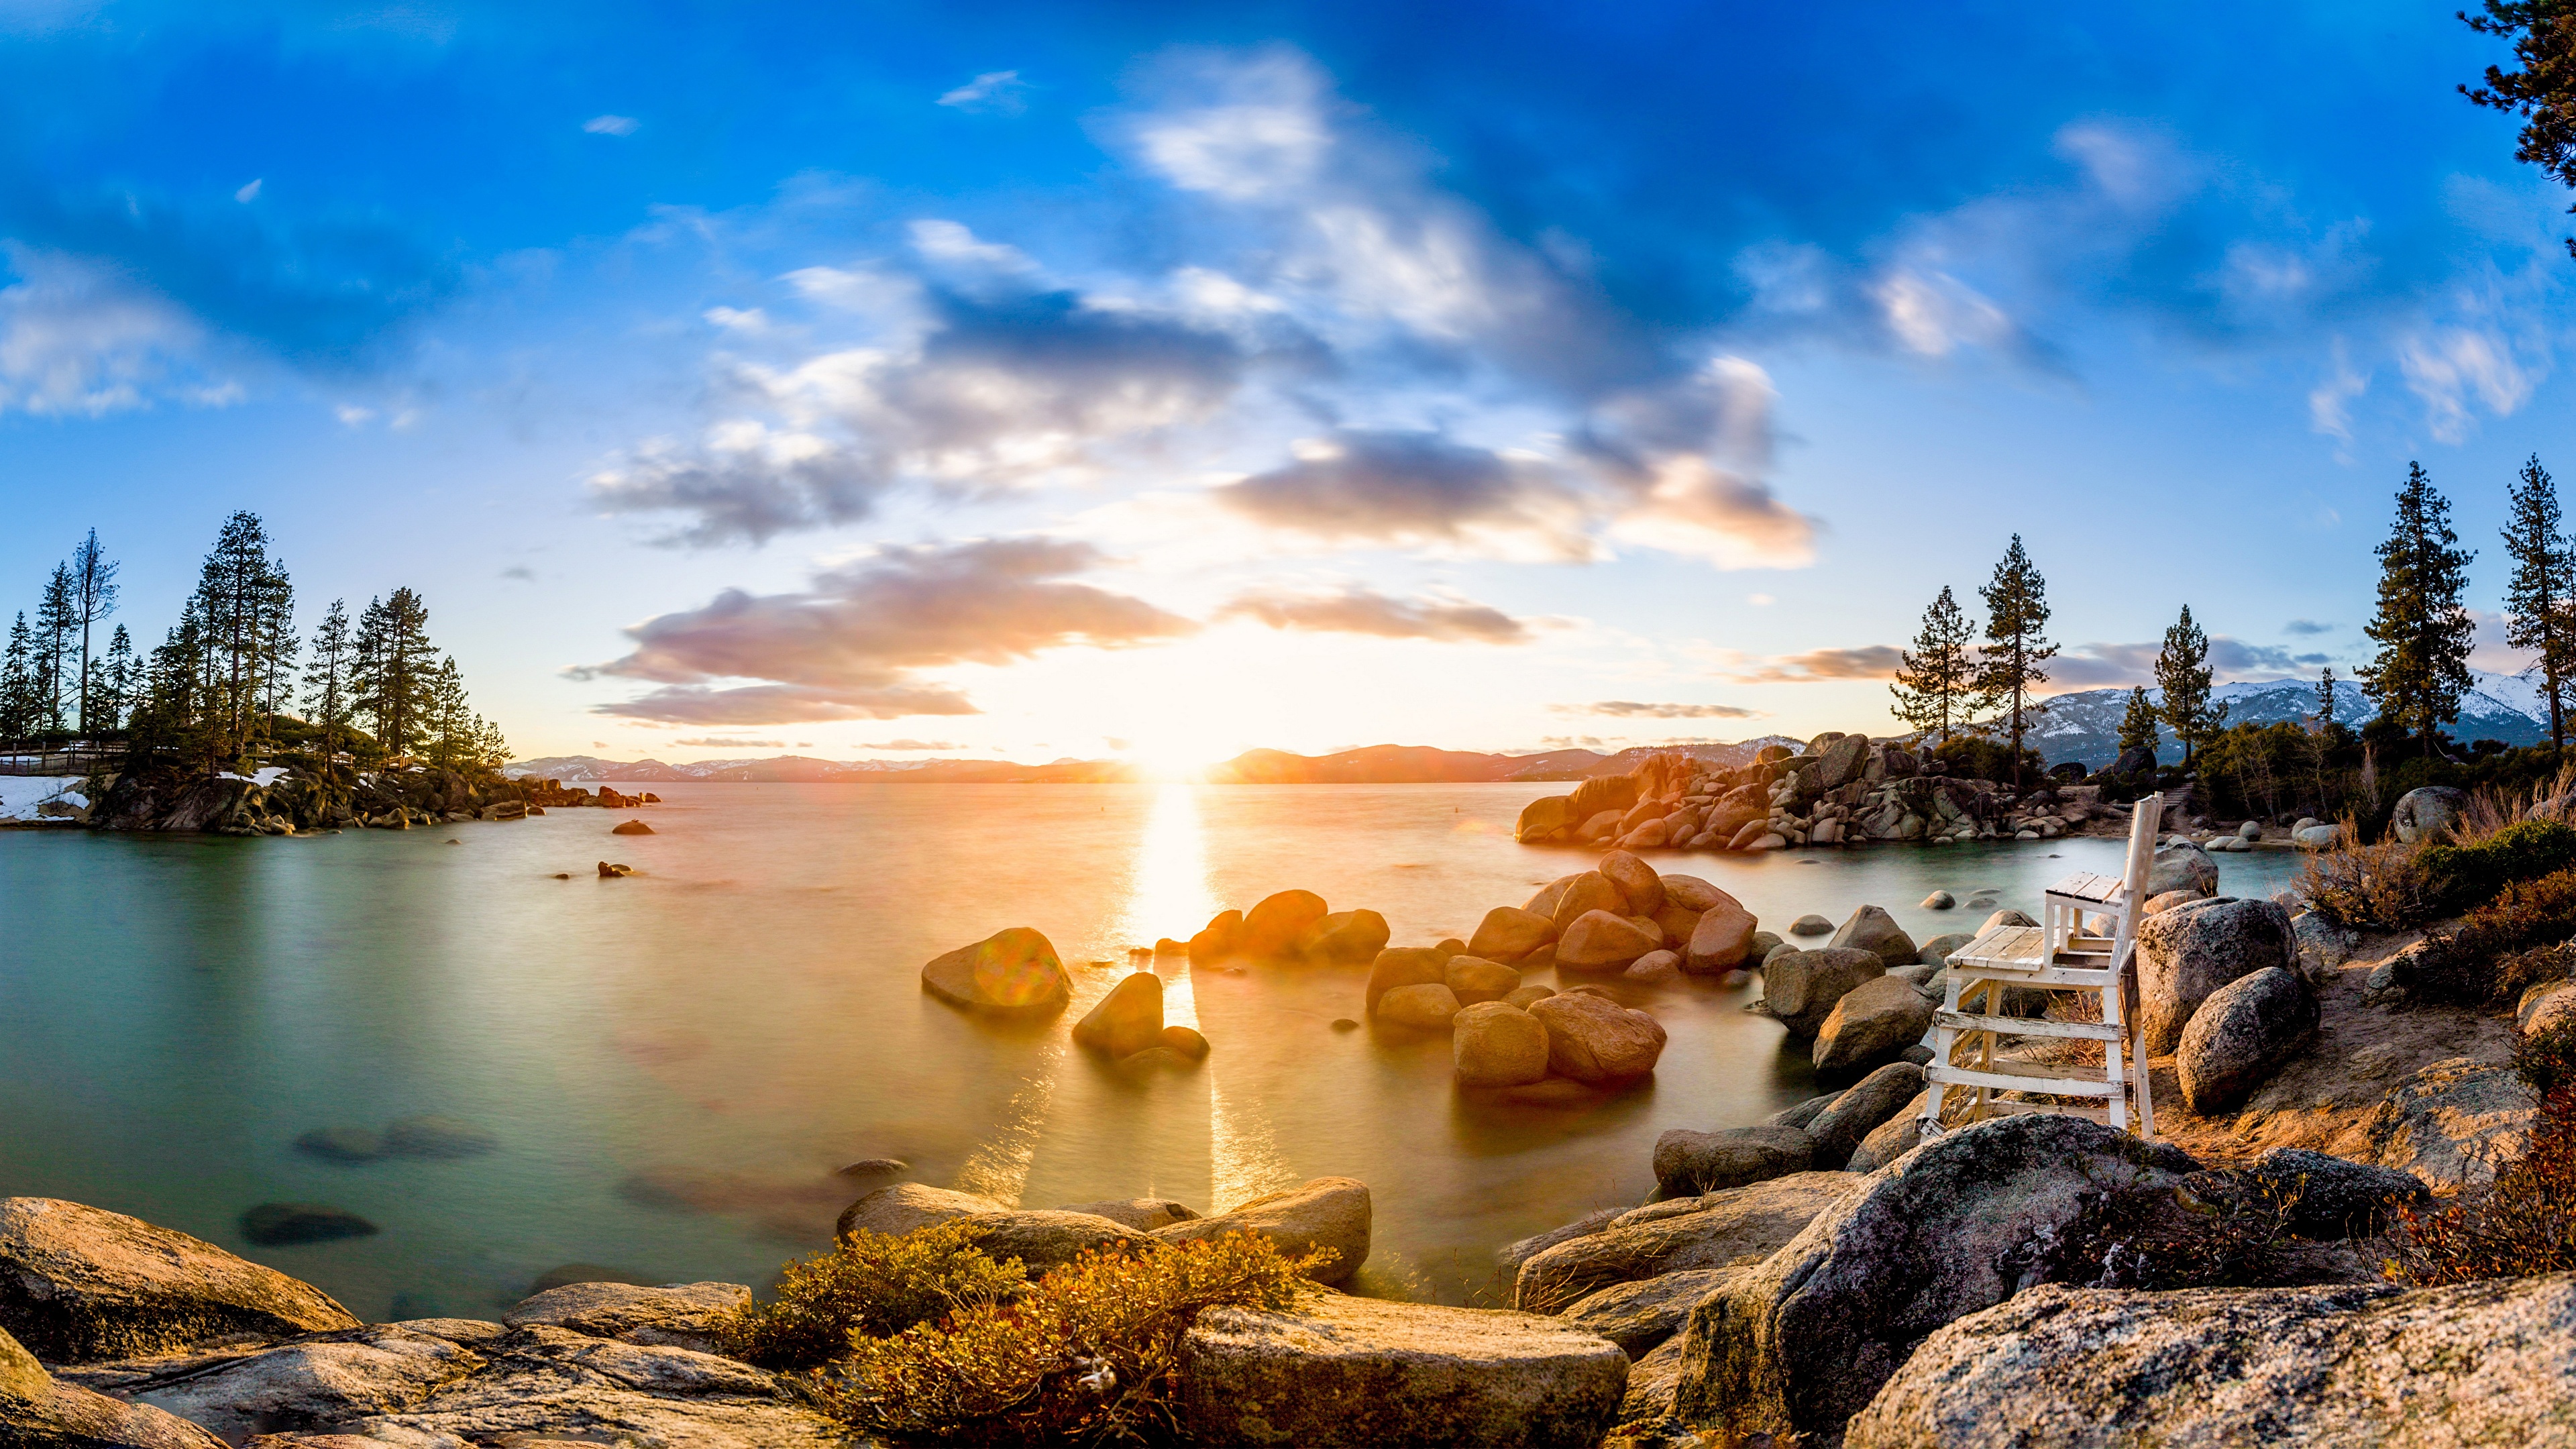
(0, 749, 124, 777)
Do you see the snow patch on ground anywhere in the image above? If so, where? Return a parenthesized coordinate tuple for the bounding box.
(215, 767, 290, 786)
(0, 775, 87, 824)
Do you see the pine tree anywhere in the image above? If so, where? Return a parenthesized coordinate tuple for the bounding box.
(2359, 462, 2479, 755)
(474, 714, 511, 771)
(0, 612, 34, 744)
(2502, 453, 2576, 753)
(1972, 534, 2057, 788)
(98, 624, 135, 732)
(2116, 686, 2160, 755)
(2155, 604, 2231, 765)
(188, 511, 294, 766)
(1890, 585, 1984, 741)
(34, 562, 74, 735)
(354, 588, 437, 756)
(302, 600, 356, 782)
(66, 529, 118, 737)
(424, 656, 473, 769)
(2314, 666, 2339, 731)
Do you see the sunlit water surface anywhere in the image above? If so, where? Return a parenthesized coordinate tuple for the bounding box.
(0, 782, 2302, 1316)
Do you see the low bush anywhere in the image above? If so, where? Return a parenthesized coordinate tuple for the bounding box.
(2388, 1022, 2576, 1286)
(720, 1220, 1030, 1371)
(2297, 829, 2434, 930)
(2400, 869, 2576, 1006)
(2043, 1176, 2304, 1291)
(808, 1232, 1325, 1446)
(2418, 820, 2576, 915)
(1927, 735, 2043, 784)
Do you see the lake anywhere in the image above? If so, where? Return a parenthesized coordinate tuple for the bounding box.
(0, 782, 2304, 1318)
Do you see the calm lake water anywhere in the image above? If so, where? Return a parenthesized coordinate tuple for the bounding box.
(0, 782, 2304, 1318)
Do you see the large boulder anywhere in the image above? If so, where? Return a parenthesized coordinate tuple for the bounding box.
(2367, 1057, 2541, 1189)
(951, 1211, 1149, 1271)
(1444, 956, 1521, 1005)
(2233, 1148, 2430, 1238)
(1517, 795, 1579, 843)
(2176, 967, 2318, 1113)
(1072, 971, 1165, 1057)
(1527, 994, 1666, 1082)
(502, 1281, 749, 1354)
(1554, 910, 1660, 972)
(1597, 851, 1664, 914)
(122, 1324, 489, 1440)
(1569, 774, 1639, 822)
(2392, 785, 2470, 845)
(1809, 733, 1869, 793)
(2141, 841, 2220, 900)
(1761, 948, 1886, 1039)
(1650, 1126, 1814, 1197)
(1659, 874, 1730, 913)
(2135, 897, 2296, 1055)
(0, 1198, 360, 1364)
(1156, 1177, 1370, 1286)
(1366, 948, 1451, 1016)
(835, 1183, 1004, 1240)
(1513, 1173, 1864, 1314)
(1684, 894, 1757, 974)
(1561, 1268, 1744, 1358)
(1241, 890, 1331, 958)
(1811, 978, 1935, 1075)
(1828, 906, 1917, 971)
(1177, 1293, 1627, 1449)
(1805, 1063, 1926, 1169)
(1054, 1197, 1199, 1232)
(1548, 874, 1626, 933)
(1301, 909, 1391, 965)
(1187, 909, 1244, 965)
(1843, 1276, 2576, 1449)
(1377, 983, 1463, 1030)
(1454, 1003, 1552, 1087)
(1468, 908, 1557, 963)
(1670, 1114, 2198, 1446)
(920, 927, 1071, 1015)
(1, 1323, 223, 1448)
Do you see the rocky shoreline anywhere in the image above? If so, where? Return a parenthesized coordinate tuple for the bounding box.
(5, 763, 657, 837)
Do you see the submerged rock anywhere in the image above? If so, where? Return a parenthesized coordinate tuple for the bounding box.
(1073, 971, 1165, 1057)
(239, 1204, 378, 1248)
(0, 1197, 360, 1364)
(1454, 1003, 1552, 1088)
(1378, 983, 1464, 1030)
(381, 1116, 497, 1160)
(919, 926, 1072, 1015)
(292, 1128, 383, 1165)
(1240, 891, 1330, 959)
(610, 820, 655, 835)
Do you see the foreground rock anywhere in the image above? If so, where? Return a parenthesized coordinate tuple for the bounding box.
(2368, 1057, 2540, 1189)
(1561, 1268, 1745, 1358)
(1672, 1114, 2197, 1445)
(2176, 965, 2317, 1112)
(1762, 948, 1885, 1039)
(1454, 1002, 1552, 1087)
(1804, 1063, 1925, 1169)
(2, 1323, 223, 1448)
(1156, 1177, 1370, 1286)
(2135, 896, 2295, 1055)
(0, 1198, 360, 1364)
(358, 1322, 843, 1446)
(1843, 1275, 2576, 1449)
(919, 926, 1071, 1014)
(1178, 1293, 1627, 1448)
(1528, 994, 1666, 1083)
(116, 1324, 486, 1441)
(1649, 1126, 1813, 1198)
(835, 1183, 1004, 1240)
(501, 1282, 751, 1355)
(1514, 1174, 1864, 1315)
(1811, 978, 1935, 1075)
(953, 1211, 1149, 1271)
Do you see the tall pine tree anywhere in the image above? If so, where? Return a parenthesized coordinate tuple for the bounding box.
(1972, 535, 2057, 787)
(2359, 462, 2478, 755)
(35, 563, 74, 735)
(188, 512, 294, 766)
(355, 588, 438, 757)
(2155, 604, 2230, 765)
(1890, 585, 1982, 741)
(97, 623, 135, 732)
(302, 600, 357, 781)
(2116, 686, 2161, 755)
(2502, 453, 2576, 753)
(66, 529, 118, 736)
(0, 613, 34, 744)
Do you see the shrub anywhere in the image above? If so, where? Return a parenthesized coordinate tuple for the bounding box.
(720, 1220, 1030, 1371)
(2522, 1008, 2576, 1100)
(1928, 735, 2043, 784)
(2387, 1076, 2576, 1286)
(2297, 828, 2434, 930)
(2402, 869, 2576, 1006)
(2043, 1176, 2304, 1291)
(2419, 820, 2576, 914)
(808, 1232, 1325, 1447)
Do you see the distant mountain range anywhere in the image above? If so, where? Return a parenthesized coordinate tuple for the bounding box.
(508, 737, 1808, 786)
(2012, 669, 2554, 769)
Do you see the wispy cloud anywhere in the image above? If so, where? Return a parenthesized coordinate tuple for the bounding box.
(1557, 700, 1763, 719)
(675, 737, 782, 748)
(863, 738, 965, 751)
(936, 70, 1027, 113)
(1218, 585, 1536, 643)
(583, 114, 640, 136)
(1713, 645, 1904, 683)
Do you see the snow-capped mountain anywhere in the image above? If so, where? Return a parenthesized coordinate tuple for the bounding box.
(2011, 670, 2555, 769)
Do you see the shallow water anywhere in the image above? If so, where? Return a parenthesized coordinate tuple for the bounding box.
(0, 782, 2303, 1316)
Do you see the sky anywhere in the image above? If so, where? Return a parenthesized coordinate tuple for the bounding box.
(2, 1, 2573, 770)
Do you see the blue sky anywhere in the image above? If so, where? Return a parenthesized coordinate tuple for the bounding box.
(1, 1, 2569, 765)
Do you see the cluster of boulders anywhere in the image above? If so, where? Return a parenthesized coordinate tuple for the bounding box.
(1185, 891, 1392, 967)
(85, 763, 651, 837)
(1514, 740, 2109, 853)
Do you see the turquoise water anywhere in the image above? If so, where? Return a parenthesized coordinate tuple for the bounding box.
(0, 783, 2304, 1316)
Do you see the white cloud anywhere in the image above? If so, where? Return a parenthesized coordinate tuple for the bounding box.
(583, 114, 639, 136)
(233, 178, 262, 203)
(936, 70, 1027, 113)
(0, 246, 226, 417)
(703, 305, 769, 332)
(1128, 50, 1330, 201)
(2308, 339, 2367, 441)
(1873, 268, 2018, 358)
(2400, 327, 2534, 443)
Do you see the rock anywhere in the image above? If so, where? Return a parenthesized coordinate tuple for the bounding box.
(2103, 743, 2156, 778)
(2294, 823, 2343, 848)
(529, 1265, 657, 1293)
(293, 1128, 382, 1164)
(1177, 1293, 1627, 1449)
(503, 1281, 750, 1354)
(2236, 818, 2263, 841)
(2137, 897, 2297, 1054)
(1189, 909, 1244, 965)
(1528, 993, 1666, 1082)
(1915, 932, 1972, 967)
(2143, 888, 2203, 914)
(1499, 1210, 1625, 1280)
(1977, 908, 2035, 932)
(1844, 1092, 1930, 1173)
(1788, 914, 1833, 936)
(834, 1183, 1004, 1240)
(1615, 818, 1670, 851)
(1597, 851, 1664, 914)
(1650, 1126, 1814, 1197)
(1159, 1024, 1212, 1059)
(1743, 830, 1788, 852)
(1684, 895, 1756, 974)
(2142, 840, 2220, 899)
(1650, 902, 1704, 946)
(1, 1323, 223, 1448)
(1828, 906, 1918, 970)
(2368, 1057, 2540, 1189)
(1555, 910, 1660, 972)
(1623, 951, 1682, 984)
(1503, 984, 1556, 1009)
(1548, 873, 1626, 932)
(1670, 1114, 2197, 1444)
(1760, 947, 1886, 1039)
(1365, 948, 1451, 1016)
(1301, 909, 1391, 965)
(1809, 733, 1869, 792)
(2391, 784, 2469, 844)
(1155, 1178, 1370, 1286)
(1811, 978, 1935, 1075)
(1445, 955, 1522, 1005)
(1920, 891, 1953, 910)
(1524, 877, 1575, 921)
(2234, 1148, 2431, 1238)
(1240, 890, 1330, 958)
(2292, 910, 2358, 981)
(920, 926, 1071, 1014)
(1468, 908, 1558, 963)
(1454, 1003, 1553, 1087)
(1570, 773, 1640, 822)
(1516, 1174, 1863, 1314)
(1517, 794, 1579, 843)
(1562, 1268, 1743, 1358)
(123, 1325, 486, 1441)
(1619, 1334, 1688, 1424)
(951, 1210, 1149, 1271)
(596, 861, 633, 877)
(1841, 1276, 2576, 1449)
(1659, 874, 1729, 912)
(1805, 1063, 1926, 1169)
(380, 1116, 496, 1159)
(611, 819, 654, 835)
(1750, 930, 1782, 957)
(1378, 983, 1464, 1030)
(238, 1204, 376, 1248)
(2176, 967, 2318, 1112)
(1056, 1198, 1199, 1232)
(1073, 971, 1165, 1057)
(1761, 1093, 1840, 1131)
